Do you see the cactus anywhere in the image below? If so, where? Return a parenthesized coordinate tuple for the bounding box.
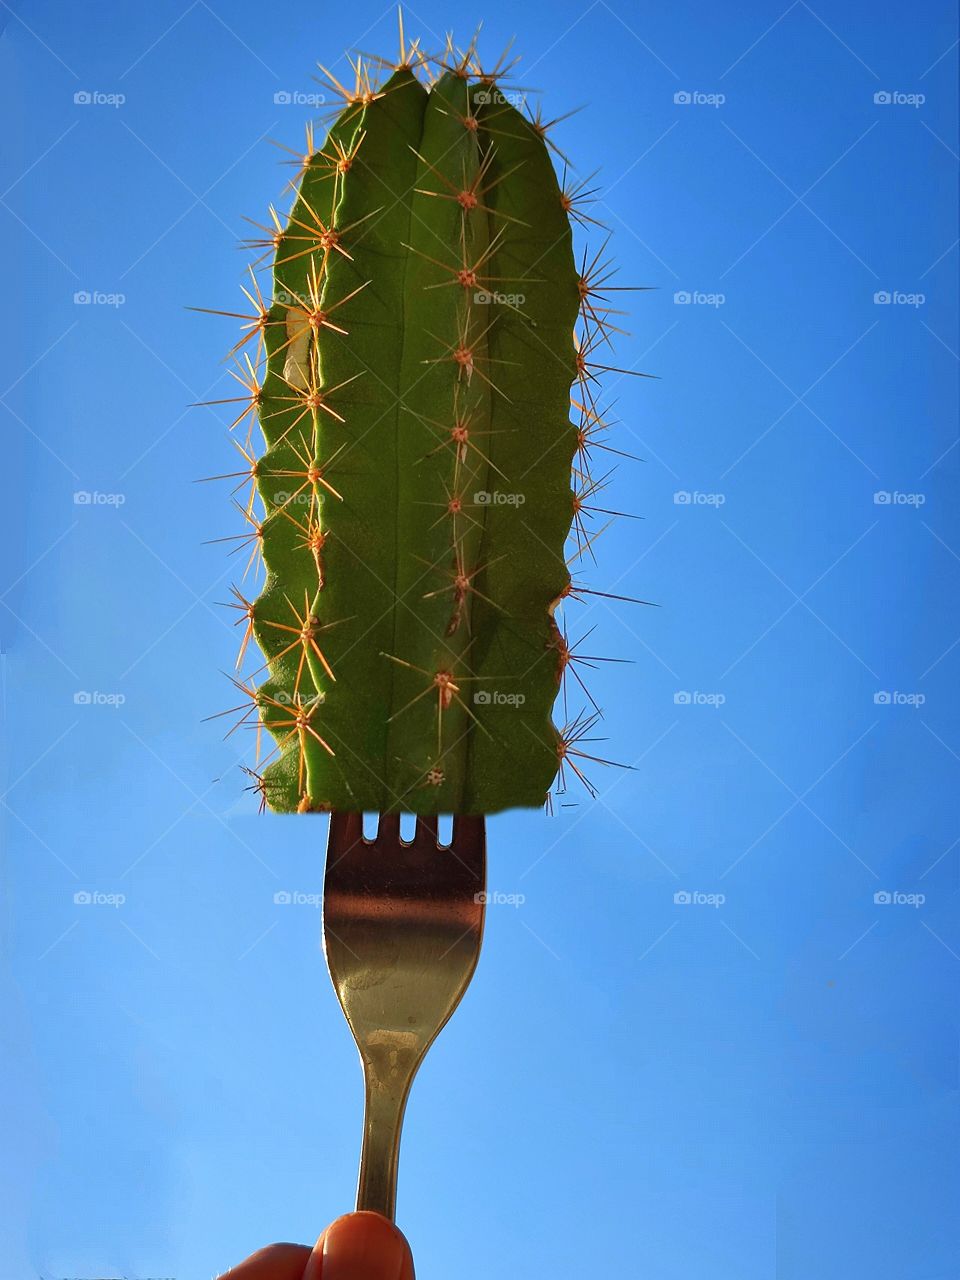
(205, 27, 639, 814)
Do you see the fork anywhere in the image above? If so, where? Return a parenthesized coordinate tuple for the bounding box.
(322, 811, 487, 1221)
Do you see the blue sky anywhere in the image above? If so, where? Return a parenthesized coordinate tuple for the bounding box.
(2, 1, 958, 1277)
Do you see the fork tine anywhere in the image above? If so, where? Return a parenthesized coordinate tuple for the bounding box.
(451, 813, 485, 853)
(414, 815, 439, 847)
(377, 813, 401, 843)
(329, 810, 363, 850)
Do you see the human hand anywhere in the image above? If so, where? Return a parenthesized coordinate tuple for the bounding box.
(220, 1211, 415, 1280)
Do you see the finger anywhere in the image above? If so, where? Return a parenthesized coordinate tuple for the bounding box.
(219, 1242, 312, 1280)
(303, 1211, 415, 1279)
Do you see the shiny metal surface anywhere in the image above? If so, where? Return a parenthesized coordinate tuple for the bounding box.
(322, 812, 486, 1221)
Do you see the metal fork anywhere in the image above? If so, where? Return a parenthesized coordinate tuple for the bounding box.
(322, 811, 486, 1221)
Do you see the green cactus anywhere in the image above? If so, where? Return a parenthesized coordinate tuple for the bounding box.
(209, 32, 631, 814)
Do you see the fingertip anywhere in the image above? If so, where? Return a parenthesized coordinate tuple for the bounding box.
(304, 1211, 414, 1279)
(219, 1242, 313, 1280)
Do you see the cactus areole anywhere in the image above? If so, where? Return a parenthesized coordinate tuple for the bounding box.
(210, 36, 632, 814)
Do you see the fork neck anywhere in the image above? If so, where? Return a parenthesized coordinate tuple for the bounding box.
(356, 1065, 411, 1220)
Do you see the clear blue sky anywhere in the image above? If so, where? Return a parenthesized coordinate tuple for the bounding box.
(2, 2, 958, 1277)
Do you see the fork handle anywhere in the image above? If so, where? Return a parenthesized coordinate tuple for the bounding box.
(356, 1067, 411, 1220)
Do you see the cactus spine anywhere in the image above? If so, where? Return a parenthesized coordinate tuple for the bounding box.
(209, 31, 635, 814)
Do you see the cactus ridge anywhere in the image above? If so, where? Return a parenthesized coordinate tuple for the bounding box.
(202, 24, 645, 814)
